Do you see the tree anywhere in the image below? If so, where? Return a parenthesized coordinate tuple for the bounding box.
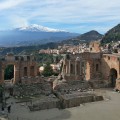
(4, 65, 14, 80)
(42, 63, 53, 77)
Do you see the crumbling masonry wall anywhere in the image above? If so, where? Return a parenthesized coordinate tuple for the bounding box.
(62, 52, 101, 81)
(0, 53, 38, 84)
(62, 52, 120, 90)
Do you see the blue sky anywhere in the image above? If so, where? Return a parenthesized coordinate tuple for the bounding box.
(0, 0, 120, 34)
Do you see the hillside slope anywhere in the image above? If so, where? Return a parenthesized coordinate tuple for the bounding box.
(77, 30, 102, 41)
(61, 30, 103, 45)
(101, 24, 120, 44)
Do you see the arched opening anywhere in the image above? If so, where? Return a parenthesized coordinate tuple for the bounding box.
(110, 68, 117, 87)
(24, 67, 27, 76)
(70, 64, 74, 74)
(4, 64, 14, 82)
(96, 64, 99, 71)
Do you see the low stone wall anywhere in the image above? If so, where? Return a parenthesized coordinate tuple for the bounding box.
(13, 82, 52, 97)
(28, 96, 60, 111)
(64, 75, 82, 81)
(21, 76, 57, 84)
(88, 80, 110, 88)
(56, 92, 103, 109)
(53, 80, 90, 91)
(21, 76, 43, 84)
(27, 92, 103, 111)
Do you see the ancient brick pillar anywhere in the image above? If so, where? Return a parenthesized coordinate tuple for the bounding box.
(69, 60, 71, 75)
(14, 65, 20, 84)
(75, 61, 77, 76)
(0, 68, 4, 84)
(88, 60, 94, 80)
(86, 61, 91, 80)
(66, 60, 69, 74)
(27, 66, 30, 77)
(79, 62, 82, 75)
(34, 64, 38, 76)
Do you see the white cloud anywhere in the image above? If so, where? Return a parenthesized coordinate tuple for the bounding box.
(0, 0, 120, 33)
(9, 16, 29, 28)
(0, 0, 28, 11)
(23, 0, 120, 23)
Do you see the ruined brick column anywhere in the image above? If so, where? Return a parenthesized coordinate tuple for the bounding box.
(34, 64, 38, 76)
(88, 60, 94, 80)
(69, 60, 71, 75)
(14, 65, 20, 84)
(80, 61, 81, 75)
(0, 68, 4, 84)
(86, 61, 90, 80)
(63, 65, 66, 74)
(27, 66, 30, 77)
(75, 61, 77, 76)
(66, 60, 69, 74)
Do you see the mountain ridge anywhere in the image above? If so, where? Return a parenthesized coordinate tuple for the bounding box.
(61, 30, 103, 45)
(0, 30, 103, 55)
(101, 24, 120, 44)
(77, 30, 103, 41)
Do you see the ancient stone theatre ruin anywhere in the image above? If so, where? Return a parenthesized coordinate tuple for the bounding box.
(0, 53, 37, 84)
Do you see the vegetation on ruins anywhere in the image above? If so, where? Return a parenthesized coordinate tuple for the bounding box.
(101, 24, 120, 45)
(34, 53, 63, 66)
(42, 63, 54, 77)
(35, 53, 54, 66)
(4, 65, 14, 80)
(41, 62, 59, 77)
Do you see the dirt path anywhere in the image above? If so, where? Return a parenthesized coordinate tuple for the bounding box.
(6, 89, 120, 120)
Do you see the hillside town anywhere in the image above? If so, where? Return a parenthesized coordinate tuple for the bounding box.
(39, 41, 120, 55)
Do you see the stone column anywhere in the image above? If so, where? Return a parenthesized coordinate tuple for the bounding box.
(34, 64, 38, 76)
(69, 60, 71, 75)
(80, 61, 81, 75)
(0, 68, 4, 84)
(77, 61, 80, 75)
(66, 60, 69, 74)
(75, 61, 77, 76)
(88, 60, 94, 80)
(14, 65, 20, 84)
(27, 65, 30, 77)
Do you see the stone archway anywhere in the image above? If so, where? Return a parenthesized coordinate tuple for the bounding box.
(3, 64, 16, 84)
(110, 68, 117, 87)
(4, 64, 14, 81)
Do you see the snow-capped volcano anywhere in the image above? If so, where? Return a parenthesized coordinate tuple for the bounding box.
(16, 24, 67, 32)
(0, 24, 79, 47)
